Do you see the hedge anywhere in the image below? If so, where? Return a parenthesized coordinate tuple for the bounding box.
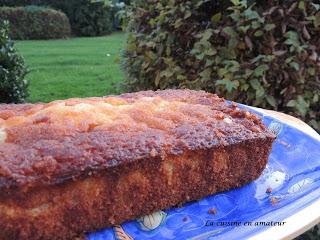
(122, 0, 320, 131)
(64, 0, 113, 37)
(0, 0, 114, 37)
(0, 20, 28, 103)
(0, 6, 71, 40)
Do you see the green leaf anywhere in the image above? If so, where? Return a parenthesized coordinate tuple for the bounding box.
(298, 0, 305, 10)
(228, 38, 238, 49)
(287, 100, 296, 107)
(216, 79, 238, 92)
(249, 79, 265, 98)
(230, 11, 240, 22)
(266, 95, 277, 108)
(201, 29, 213, 41)
(165, 46, 171, 56)
(251, 55, 265, 64)
(199, 68, 212, 81)
(158, 13, 166, 24)
(195, 52, 205, 60)
(231, 0, 240, 5)
(219, 47, 236, 59)
(312, 3, 320, 11)
(205, 59, 214, 67)
(254, 30, 263, 37)
(145, 41, 156, 48)
(244, 8, 262, 21)
(196, 0, 210, 8)
(149, 18, 156, 27)
(168, 0, 175, 6)
(254, 64, 269, 77)
(251, 21, 261, 29)
(223, 27, 237, 38)
(289, 62, 300, 71)
(239, 25, 250, 33)
(127, 34, 137, 42)
(224, 60, 240, 72)
(205, 48, 217, 56)
(256, 88, 265, 98)
(285, 56, 294, 63)
(160, 69, 174, 78)
(127, 43, 137, 51)
(253, 97, 264, 106)
(284, 31, 299, 39)
(211, 12, 222, 23)
(155, 71, 161, 86)
(241, 83, 249, 91)
(233, 80, 239, 88)
(296, 96, 308, 117)
(284, 31, 300, 46)
(145, 50, 156, 60)
(184, 10, 192, 19)
(177, 74, 185, 80)
(264, 23, 276, 31)
(249, 79, 261, 90)
(315, 12, 320, 28)
(174, 18, 183, 28)
(307, 67, 316, 76)
(306, 16, 316, 22)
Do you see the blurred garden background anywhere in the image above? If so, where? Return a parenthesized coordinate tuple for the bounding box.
(15, 33, 126, 102)
(0, 0, 319, 239)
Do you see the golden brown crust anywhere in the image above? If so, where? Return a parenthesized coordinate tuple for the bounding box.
(0, 90, 276, 239)
(0, 90, 274, 194)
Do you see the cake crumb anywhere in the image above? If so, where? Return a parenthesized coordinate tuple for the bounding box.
(150, 148, 157, 157)
(279, 140, 290, 148)
(266, 187, 272, 193)
(244, 111, 251, 118)
(216, 113, 224, 120)
(208, 208, 217, 215)
(270, 197, 278, 205)
(223, 118, 232, 124)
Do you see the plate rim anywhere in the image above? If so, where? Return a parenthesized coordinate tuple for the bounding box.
(247, 106, 320, 240)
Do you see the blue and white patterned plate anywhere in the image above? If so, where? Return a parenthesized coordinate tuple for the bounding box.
(88, 105, 320, 240)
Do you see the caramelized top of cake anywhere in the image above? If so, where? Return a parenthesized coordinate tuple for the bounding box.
(0, 90, 275, 191)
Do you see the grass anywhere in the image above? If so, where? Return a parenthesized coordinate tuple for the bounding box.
(15, 32, 126, 103)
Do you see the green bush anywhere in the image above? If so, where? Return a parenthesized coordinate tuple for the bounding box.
(0, 0, 113, 37)
(65, 0, 113, 36)
(110, 1, 126, 30)
(0, 6, 71, 40)
(0, 20, 28, 103)
(0, 0, 42, 6)
(122, 0, 320, 131)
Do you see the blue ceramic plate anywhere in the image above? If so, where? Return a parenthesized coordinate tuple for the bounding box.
(88, 105, 320, 240)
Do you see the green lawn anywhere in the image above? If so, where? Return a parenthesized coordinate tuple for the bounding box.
(16, 32, 126, 103)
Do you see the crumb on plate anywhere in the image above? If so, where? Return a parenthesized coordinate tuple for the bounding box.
(208, 208, 217, 215)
